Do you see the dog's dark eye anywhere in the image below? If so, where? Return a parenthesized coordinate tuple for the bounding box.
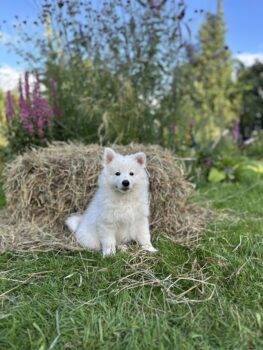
(115, 172, 121, 176)
(129, 172, 134, 176)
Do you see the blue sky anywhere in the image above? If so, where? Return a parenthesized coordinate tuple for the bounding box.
(0, 0, 262, 90)
(189, 0, 263, 54)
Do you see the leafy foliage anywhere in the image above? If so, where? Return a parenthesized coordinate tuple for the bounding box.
(4, 0, 188, 146)
(237, 62, 263, 138)
(243, 130, 263, 159)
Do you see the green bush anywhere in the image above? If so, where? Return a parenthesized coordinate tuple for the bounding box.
(185, 132, 263, 185)
(243, 131, 263, 159)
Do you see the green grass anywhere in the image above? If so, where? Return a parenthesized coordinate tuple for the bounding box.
(0, 181, 263, 349)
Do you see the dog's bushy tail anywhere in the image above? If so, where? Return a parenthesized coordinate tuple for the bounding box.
(65, 214, 82, 233)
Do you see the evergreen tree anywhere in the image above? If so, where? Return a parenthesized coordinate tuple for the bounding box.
(194, 0, 234, 141)
(165, 0, 235, 147)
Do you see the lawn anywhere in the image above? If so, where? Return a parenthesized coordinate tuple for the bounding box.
(0, 180, 262, 349)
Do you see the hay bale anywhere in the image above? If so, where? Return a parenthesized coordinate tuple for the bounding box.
(0, 210, 80, 252)
(1, 142, 207, 252)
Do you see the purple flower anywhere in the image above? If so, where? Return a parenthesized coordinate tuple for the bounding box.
(14, 71, 55, 137)
(18, 74, 34, 134)
(20, 99, 33, 135)
(233, 120, 240, 142)
(31, 78, 54, 136)
(5, 91, 13, 123)
(37, 116, 45, 136)
(205, 158, 213, 168)
(189, 118, 196, 130)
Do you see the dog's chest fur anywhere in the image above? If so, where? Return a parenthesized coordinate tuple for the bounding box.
(102, 193, 148, 223)
(95, 187, 149, 242)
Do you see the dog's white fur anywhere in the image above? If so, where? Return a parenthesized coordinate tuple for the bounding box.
(65, 148, 156, 256)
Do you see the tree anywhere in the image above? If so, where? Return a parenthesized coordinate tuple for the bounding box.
(237, 62, 263, 139)
(194, 0, 234, 140)
(164, 0, 235, 148)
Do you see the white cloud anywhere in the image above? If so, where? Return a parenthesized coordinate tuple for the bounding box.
(236, 53, 263, 67)
(0, 65, 23, 92)
(0, 31, 13, 45)
(0, 65, 46, 93)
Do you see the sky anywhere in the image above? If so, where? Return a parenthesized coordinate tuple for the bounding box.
(0, 0, 262, 91)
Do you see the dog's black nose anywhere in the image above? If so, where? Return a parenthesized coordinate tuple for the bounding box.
(122, 180, 130, 187)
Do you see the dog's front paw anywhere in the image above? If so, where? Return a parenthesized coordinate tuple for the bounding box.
(102, 246, 116, 257)
(141, 244, 158, 253)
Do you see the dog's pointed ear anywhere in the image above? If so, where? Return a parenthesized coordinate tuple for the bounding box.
(134, 152, 146, 167)
(103, 147, 116, 165)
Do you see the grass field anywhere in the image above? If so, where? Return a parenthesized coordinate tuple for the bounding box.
(0, 180, 263, 349)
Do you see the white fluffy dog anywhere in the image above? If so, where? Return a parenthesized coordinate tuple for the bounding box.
(65, 147, 157, 256)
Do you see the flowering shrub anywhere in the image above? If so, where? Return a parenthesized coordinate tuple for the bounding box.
(5, 72, 58, 153)
(3, 0, 189, 146)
